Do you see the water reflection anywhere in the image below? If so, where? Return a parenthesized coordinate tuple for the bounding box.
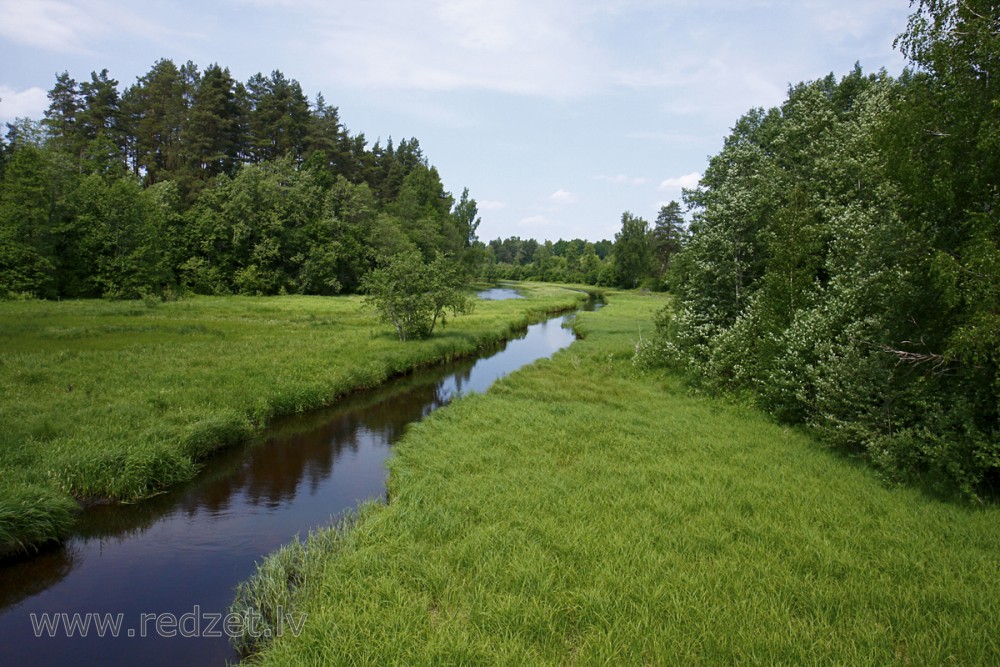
(0, 312, 580, 667)
(476, 287, 523, 300)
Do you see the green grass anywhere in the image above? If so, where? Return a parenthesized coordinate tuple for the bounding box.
(234, 290, 1000, 665)
(0, 284, 587, 555)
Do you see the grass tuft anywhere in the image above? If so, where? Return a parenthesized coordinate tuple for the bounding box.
(0, 482, 78, 557)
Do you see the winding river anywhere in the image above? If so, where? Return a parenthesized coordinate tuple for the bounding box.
(0, 291, 594, 666)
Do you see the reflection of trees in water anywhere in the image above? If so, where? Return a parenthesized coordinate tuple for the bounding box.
(68, 356, 480, 545)
(0, 542, 79, 612)
(229, 360, 476, 507)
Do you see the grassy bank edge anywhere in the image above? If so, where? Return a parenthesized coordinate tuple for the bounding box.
(0, 284, 594, 558)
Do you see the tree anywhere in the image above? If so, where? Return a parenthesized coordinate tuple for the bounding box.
(612, 211, 652, 288)
(361, 251, 471, 341)
(181, 158, 323, 295)
(303, 93, 351, 184)
(245, 70, 311, 163)
(123, 59, 188, 185)
(43, 72, 83, 158)
(0, 143, 61, 297)
(652, 201, 687, 286)
(392, 164, 454, 259)
(579, 243, 602, 284)
(5, 58, 492, 303)
(66, 174, 170, 298)
(184, 63, 242, 184)
(78, 69, 123, 152)
(643, 48, 1000, 497)
(450, 187, 482, 273)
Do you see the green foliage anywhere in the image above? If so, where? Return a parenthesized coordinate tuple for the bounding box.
(482, 218, 656, 287)
(182, 158, 325, 295)
(245, 70, 311, 164)
(652, 200, 687, 288)
(392, 164, 455, 260)
(184, 63, 242, 184)
(361, 251, 472, 341)
(0, 144, 59, 298)
(64, 174, 171, 298)
(646, 8, 1000, 497)
(612, 211, 653, 288)
(0, 58, 483, 301)
(485, 237, 617, 286)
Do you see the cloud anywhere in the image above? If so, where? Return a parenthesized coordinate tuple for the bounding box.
(0, 86, 49, 124)
(231, 0, 618, 97)
(658, 172, 702, 191)
(0, 0, 201, 56)
(549, 189, 579, 205)
(0, 0, 101, 52)
(478, 199, 507, 211)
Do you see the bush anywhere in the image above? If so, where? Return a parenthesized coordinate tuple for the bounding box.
(361, 251, 472, 341)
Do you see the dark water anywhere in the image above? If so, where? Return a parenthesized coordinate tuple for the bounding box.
(0, 310, 586, 667)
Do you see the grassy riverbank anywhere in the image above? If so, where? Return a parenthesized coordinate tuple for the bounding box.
(0, 284, 586, 556)
(235, 291, 1000, 665)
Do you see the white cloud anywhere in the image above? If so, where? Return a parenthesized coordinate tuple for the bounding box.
(549, 189, 579, 205)
(0, 86, 49, 124)
(658, 172, 702, 191)
(0, 0, 199, 55)
(233, 0, 618, 97)
(478, 199, 507, 211)
(0, 0, 101, 52)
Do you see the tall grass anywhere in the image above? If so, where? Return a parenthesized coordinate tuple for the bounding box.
(0, 285, 586, 555)
(236, 290, 1000, 665)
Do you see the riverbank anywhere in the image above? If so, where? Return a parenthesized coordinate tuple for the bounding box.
(0, 284, 587, 557)
(235, 290, 1000, 665)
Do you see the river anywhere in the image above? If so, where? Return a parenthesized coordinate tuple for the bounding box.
(0, 295, 595, 666)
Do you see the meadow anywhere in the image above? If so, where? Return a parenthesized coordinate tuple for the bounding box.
(234, 291, 1000, 665)
(0, 285, 586, 555)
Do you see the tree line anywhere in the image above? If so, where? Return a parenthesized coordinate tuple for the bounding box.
(0, 55, 687, 300)
(0, 59, 480, 299)
(642, 0, 999, 498)
(482, 201, 686, 289)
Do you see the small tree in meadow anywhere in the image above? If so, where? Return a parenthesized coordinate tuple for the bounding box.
(361, 251, 471, 341)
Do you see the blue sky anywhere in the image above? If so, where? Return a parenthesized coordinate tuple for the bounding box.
(1, 0, 913, 242)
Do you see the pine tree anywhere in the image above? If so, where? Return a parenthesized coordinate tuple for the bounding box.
(43, 72, 83, 158)
(652, 201, 686, 285)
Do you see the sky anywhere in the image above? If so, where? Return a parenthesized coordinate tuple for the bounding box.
(0, 0, 914, 242)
